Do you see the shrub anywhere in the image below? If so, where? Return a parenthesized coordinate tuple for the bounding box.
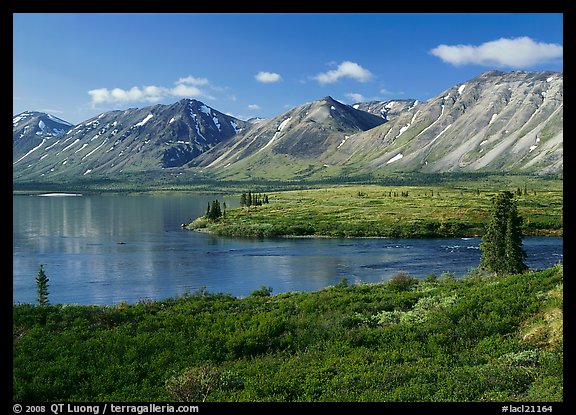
(438, 272, 456, 284)
(219, 370, 246, 391)
(424, 272, 437, 283)
(189, 216, 209, 229)
(250, 285, 273, 297)
(165, 365, 223, 402)
(387, 272, 417, 292)
(499, 350, 542, 367)
(334, 277, 348, 289)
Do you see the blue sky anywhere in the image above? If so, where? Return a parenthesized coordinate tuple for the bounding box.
(13, 13, 563, 125)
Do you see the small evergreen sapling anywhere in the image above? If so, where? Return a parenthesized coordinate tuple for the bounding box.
(36, 264, 50, 306)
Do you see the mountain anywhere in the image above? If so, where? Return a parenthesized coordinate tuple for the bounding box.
(13, 111, 75, 164)
(193, 71, 562, 180)
(328, 70, 563, 176)
(190, 96, 386, 180)
(13, 99, 251, 181)
(13, 70, 563, 184)
(351, 99, 420, 122)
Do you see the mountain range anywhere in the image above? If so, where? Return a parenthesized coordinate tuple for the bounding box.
(13, 70, 563, 183)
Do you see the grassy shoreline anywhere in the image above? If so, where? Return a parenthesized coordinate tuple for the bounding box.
(186, 184, 563, 239)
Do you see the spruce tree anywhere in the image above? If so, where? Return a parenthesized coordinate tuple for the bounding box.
(209, 200, 222, 220)
(36, 264, 50, 306)
(480, 191, 527, 275)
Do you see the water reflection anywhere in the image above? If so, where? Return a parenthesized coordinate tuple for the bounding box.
(13, 194, 563, 305)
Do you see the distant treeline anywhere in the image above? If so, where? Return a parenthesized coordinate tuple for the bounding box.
(240, 191, 269, 207)
(13, 171, 563, 194)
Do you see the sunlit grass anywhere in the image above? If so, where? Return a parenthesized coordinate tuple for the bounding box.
(193, 184, 562, 238)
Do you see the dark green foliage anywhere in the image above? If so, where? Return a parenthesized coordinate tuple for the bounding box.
(387, 271, 417, 292)
(13, 265, 562, 402)
(335, 277, 348, 288)
(249, 285, 273, 297)
(480, 191, 528, 275)
(35, 264, 50, 306)
(241, 191, 269, 207)
(205, 200, 223, 221)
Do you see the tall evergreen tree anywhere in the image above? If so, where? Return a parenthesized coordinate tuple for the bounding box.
(36, 264, 50, 306)
(480, 191, 527, 275)
(209, 200, 222, 220)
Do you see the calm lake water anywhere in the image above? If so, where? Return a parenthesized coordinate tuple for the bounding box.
(13, 193, 563, 305)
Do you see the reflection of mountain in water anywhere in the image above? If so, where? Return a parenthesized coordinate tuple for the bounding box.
(13, 195, 563, 305)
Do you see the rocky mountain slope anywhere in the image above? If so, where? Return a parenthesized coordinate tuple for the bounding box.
(190, 96, 387, 179)
(13, 99, 250, 181)
(13, 70, 563, 183)
(13, 111, 75, 163)
(329, 70, 563, 176)
(352, 99, 420, 122)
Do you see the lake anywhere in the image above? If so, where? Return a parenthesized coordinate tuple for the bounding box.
(13, 193, 563, 305)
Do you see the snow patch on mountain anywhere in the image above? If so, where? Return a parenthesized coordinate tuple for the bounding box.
(82, 139, 108, 160)
(212, 116, 221, 131)
(230, 121, 241, 134)
(387, 153, 403, 164)
(337, 135, 350, 149)
(430, 124, 452, 144)
(135, 114, 154, 127)
(414, 104, 446, 140)
(189, 110, 206, 141)
(14, 139, 46, 164)
(61, 138, 80, 153)
(260, 117, 292, 152)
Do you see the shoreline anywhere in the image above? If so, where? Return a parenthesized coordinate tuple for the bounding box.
(186, 225, 561, 239)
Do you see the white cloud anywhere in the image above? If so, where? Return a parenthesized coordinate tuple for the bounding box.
(176, 75, 209, 86)
(430, 36, 563, 68)
(248, 104, 261, 110)
(314, 61, 373, 85)
(171, 84, 202, 98)
(88, 75, 215, 106)
(255, 71, 282, 83)
(346, 92, 365, 102)
(380, 88, 404, 97)
(87, 88, 112, 105)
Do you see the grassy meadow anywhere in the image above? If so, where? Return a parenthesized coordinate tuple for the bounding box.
(188, 182, 563, 238)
